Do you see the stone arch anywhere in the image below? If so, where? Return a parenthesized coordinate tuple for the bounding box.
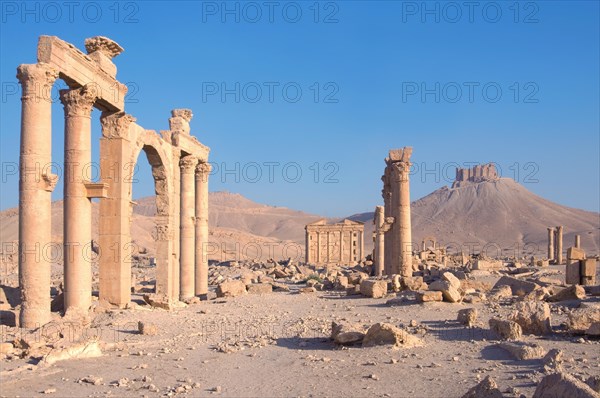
(421, 236, 436, 251)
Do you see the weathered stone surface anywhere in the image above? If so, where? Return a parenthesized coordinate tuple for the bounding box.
(488, 285, 513, 301)
(510, 301, 552, 335)
(271, 282, 290, 292)
(489, 318, 522, 340)
(461, 376, 503, 398)
(547, 285, 586, 302)
(401, 276, 427, 291)
(416, 290, 443, 303)
(246, 283, 273, 295)
(543, 349, 564, 372)
(43, 340, 102, 366)
(362, 323, 423, 348)
(360, 280, 388, 299)
(567, 306, 600, 334)
(493, 276, 540, 296)
(138, 321, 158, 336)
(533, 372, 598, 398)
(585, 375, 600, 393)
(216, 280, 247, 298)
(299, 287, 316, 294)
(142, 294, 173, 310)
(457, 308, 477, 327)
(429, 280, 462, 303)
(330, 321, 365, 345)
(442, 272, 461, 289)
(497, 341, 546, 360)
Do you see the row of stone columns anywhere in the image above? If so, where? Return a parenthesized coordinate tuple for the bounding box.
(377, 147, 413, 277)
(179, 156, 211, 300)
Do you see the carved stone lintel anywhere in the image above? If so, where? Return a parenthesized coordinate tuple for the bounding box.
(60, 85, 98, 117)
(16, 63, 59, 100)
(40, 172, 58, 192)
(100, 111, 137, 139)
(179, 155, 197, 171)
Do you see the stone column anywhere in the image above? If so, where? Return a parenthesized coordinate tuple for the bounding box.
(17, 63, 59, 328)
(358, 230, 364, 262)
(547, 227, 555, 261)
(99, 111, 136, 307)
(575, 234, 581, 249)
(390, 148, 413, 278)
(339, 230, 344, 264)
(316, 231, 321, 264)
(382, 175, 393, 275)
(60, 85, 97, 312)
(555, 226, 563, 264)
(373, 206, 385, 276)
(179, 155, 196, 300)
(194, 161, 211, 297)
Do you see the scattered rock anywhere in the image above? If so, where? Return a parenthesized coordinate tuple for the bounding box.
(493, 276, 540, 296)
(43, 340, 102, 366)
(533, 372, 598, 398)
(428, 280, 462, 303)
(489, 318, 522, 340)
(362, 323, 424, 348)
(567, 305, 600, 335)
(246, 283, 272, 295)
(216, 280, 247, 298)
(142, 294, 173, 310)
(457, 308, 477, 327)
(510, 301, 552, 335)
(547, 285, 586, 302)
(543, 349, 563, 372)
(331, 321, 365, 345)
(416, 290, 443, 303)
(497, 341, 546, 360)
(360, 280, 388, 299)
(299, 287, 316, 294)
(461, 376, 503, 398)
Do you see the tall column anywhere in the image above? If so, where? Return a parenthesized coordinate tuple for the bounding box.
(547, 227, 555, 261)
(358, 230, 364, 262)
(316, 231, 321, 264)
(179, 155, 196, 300)
(575, 234, 581, 249)
(194, 161, 211, 297)
(339, 230, 344, 264)
(99, 111, 136, 307)
(382, 174, 393, 275)
(60, 85, 97, 312)
(373, 206, 385, 276)
(390, 147, 413, 278)
(17, 63, 59, 328)
(555, 226, 563, 264)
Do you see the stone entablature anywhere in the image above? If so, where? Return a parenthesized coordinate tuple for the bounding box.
(305, 219, 365, 266)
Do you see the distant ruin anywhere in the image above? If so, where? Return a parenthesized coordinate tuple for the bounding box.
(305, 219, 365, 266)
(452, 163, 499, 188)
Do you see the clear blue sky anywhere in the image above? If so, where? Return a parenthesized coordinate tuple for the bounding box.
(1, 1, 599, 217)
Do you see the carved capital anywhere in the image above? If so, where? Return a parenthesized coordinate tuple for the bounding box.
(195, 162, 212, 175)
(100, 111, 137, 139)
(40, 172, 58, 192)
(179, 155, 197, 172)
(16, 63, 59, 100)
(171, 109, 193, 121)
(153, 224, 172, 241)
(60, 85, 98, 118)
(391, 161, 411, 181)
(84, 36, 124, 59)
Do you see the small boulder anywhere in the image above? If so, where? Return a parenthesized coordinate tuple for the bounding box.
(533, 372, 598, 398)
(547, 285, 586, 302)
(416, 290, 443, 303)
(429, 280, 462, 303)
(457, 308, 477, 327)
(362, 323, 424, 348)
(461, 376, 503, 398)
(138, 321, 158, 336)
(489, 318, 522, 340)
(216, 280, 247, 298)
(330, 321, 365, 345)
(493, 276, 540, 296)
(497, 341, 546, 360)
(360, 280, 388, 299)
(142, 294, 173, 310)
(510, 301, 552, 335)
(567, 306, 600, 334)
(246, 283, 272, 295)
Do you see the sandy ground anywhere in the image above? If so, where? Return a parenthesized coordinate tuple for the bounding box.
(1, 278, 599, 398)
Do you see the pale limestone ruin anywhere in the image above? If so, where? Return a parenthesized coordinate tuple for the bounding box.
(547, 226, 564, 264)
(305, 219, 365, 266)
(17, 36, 210, 328)
(451, 162, 499, 188)
(372, 206, 392, 276)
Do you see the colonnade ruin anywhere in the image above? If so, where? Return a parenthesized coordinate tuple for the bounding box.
(17, 36, 211, 328)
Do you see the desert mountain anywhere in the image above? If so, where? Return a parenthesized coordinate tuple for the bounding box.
(349, 177, 599, 257)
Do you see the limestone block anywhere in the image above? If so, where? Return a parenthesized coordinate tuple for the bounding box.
(247, 283, 273, 295)
(216, 280, 247, 298)
(461, 376, 503, 398)
(331, 321, 365, 345)
(416, 290, 443, 303)
(457, 308, 477, 327)
(547, 285, 586, 302)
(138, 321, 158, 336)
(533, 372, 598, 398)
(428, 280, 462, 303)
(489, 318, 522, 340)
(510, 302, 551, 335)
(566, 261, 581, 285)
(567, 247, 586, 261)
(497, 341, 546, 360)
(360, 280, 388, 298)
(362, 323, 424, 348)
(567, 306, 600, 334)
(493, 276, 540, 296)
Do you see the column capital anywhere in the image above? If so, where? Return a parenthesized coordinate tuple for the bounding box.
(391, 161, 411, 181)
(179, 155, 197, 172)
(100, 111, 137, 139)
(16, 63, 59, 101)
(195, 161, 212, 182)
(60, 85, 97, 118)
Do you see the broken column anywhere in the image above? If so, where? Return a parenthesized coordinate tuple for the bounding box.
(17, 63, 59, 328)
(555, 226, 563, 264)
(194, 161, 211, 297)
(547, 227, 555, 262)
(60, 85, 98, 312)
(381, 173, 393, 275)
(575, 234, 581, 249)
(373, 206, 392, 276)
(384, 147, 413, 277)
(179, 155, 197, 300)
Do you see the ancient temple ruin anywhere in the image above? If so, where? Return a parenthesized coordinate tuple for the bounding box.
(378, 147, 413, 277)
(452, 163, 499, 188)
(17, 36, 210, 328)
(547, 226, 564, 264)
(305, 219, 365, 266)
